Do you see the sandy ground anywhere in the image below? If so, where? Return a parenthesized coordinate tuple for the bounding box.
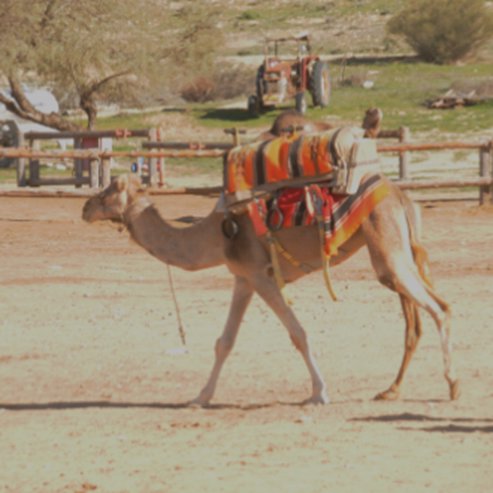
(0, 190, 492, 493)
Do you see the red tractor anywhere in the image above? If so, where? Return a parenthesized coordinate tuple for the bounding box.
(247, 34, 331, 116)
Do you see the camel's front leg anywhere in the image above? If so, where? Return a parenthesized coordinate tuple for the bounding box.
(252, 275, 329, 405)
(190, 276, 253, 407)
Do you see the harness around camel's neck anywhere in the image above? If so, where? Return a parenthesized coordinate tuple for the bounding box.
(123, 195, 154, 228)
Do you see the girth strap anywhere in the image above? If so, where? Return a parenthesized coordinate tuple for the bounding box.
(268, 234, 314, 274)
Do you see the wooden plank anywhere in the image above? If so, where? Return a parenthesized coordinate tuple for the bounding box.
(89, 159, 100, 188)
(479, 145, 493, 205)
(398, 126, 410, 180)
(0, 148, 227, 159)
(15, 130, 27, 187)
(378, 141, 487, 152)
(101, 158, 111, 188)
(24, 129, 151, 140)
(28, 160, 40, 187)
(397, 177, 492, 190)
(143, 141, 233, 150)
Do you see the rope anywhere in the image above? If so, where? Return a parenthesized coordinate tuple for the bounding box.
(166, 264, 187, 346)
(322, 251, 338, 302)
(266, 232, 292, 305)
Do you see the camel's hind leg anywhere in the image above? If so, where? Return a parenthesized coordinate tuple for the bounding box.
(191, 276, 254, 406)
(364, 202, 459, 401)
(372, 257, 459, 400)
(375, 295, 422, 400)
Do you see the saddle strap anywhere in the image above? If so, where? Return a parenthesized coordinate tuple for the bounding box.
(306, 185, 338, 302)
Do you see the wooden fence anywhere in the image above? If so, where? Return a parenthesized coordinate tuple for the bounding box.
(0, 128, 492, 204)
(17, 128, 156, 188)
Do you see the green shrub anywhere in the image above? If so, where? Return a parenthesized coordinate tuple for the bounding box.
(180, 65, 255, 103)
(238, 10, 262, 21)
(180, 77, 216, 103)
(387, 0, 493, 64)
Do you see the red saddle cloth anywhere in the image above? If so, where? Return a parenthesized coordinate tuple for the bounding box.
(248, 173, 391, 256)
(224, 132, 336, 194)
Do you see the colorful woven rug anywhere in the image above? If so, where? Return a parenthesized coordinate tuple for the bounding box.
(248, 173, 391, 257)
(224, 127, 379, 196)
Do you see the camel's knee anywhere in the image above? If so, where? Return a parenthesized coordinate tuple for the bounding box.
(289, 330, 308, 353)
(215, 335, 235, 357)
(377, 272, 398, 292)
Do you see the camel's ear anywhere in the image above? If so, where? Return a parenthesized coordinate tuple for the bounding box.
(115, 174, 129, 192)
(126, 174, 144, 194)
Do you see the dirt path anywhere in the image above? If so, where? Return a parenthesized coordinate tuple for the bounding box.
(0, 193, 492, 493)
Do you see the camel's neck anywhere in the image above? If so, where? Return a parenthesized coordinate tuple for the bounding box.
(123, 196, 225, 271)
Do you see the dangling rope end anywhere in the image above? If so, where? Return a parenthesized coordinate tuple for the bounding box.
(322, 256, 338, 302)
(267, 233, 293, 306)
(166, 264, 187, 346)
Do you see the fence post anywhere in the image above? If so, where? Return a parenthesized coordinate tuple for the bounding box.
(16, 128, 27, 187)
(73, 137, 84, 188)
(29, 159, 40, 186)
(148, 128, 159, 187)
(399, 126, 410, 180)
(89, 158, 100, 188)
(101, 157, 111, 187)
(156, 127, 165, 186)
(479, 141, 493, 205)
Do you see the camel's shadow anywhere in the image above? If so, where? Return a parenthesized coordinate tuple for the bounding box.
(351, 412, 493, 433)
(0, 399, 308, 412)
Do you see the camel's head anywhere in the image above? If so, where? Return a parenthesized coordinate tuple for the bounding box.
(362, 107, 383, 138)
(82, 174, 143, 223)
(257, 109, 334, 141)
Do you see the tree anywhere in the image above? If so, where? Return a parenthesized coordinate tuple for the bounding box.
(387, 0, 493, 64)
(0, 0, 224, 130)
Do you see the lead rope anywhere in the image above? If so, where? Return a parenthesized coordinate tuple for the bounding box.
(306, 186, 338, 302)
(166, 264, 187, 346)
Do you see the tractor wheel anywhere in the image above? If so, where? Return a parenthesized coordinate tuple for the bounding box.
(310, 61, 331, 108)
(295, 92, 307, 114)
(0, 120, 20, 169)
(247, 95, 260, 117)
(255, 65, 266, 107)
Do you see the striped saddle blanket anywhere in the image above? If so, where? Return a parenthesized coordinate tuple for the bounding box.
(248, 173, 391, 257)
(224, 126, 379, 201)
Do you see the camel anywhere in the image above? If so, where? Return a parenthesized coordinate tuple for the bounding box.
(257, 107, 382, 140)
(82, 172, 459, 406)
(257, 109, 334, 140)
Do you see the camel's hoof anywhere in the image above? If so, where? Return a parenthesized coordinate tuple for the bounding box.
(374, 388, 400, 401)
(449, 379, 460, 400)
(302, 392, 330, 406)
(188, 396, 211, 408)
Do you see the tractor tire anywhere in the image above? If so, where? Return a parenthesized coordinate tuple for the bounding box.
(0, 120, 20, 168)
(247, 95, 260, 117)
(295, 92, 307, 114)
(310, 61, 331, 108)
(255, 65, 266, 109)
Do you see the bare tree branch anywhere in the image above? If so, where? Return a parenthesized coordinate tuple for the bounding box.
(1, 76, 81, 131)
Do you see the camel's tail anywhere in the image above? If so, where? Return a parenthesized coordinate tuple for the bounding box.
(399, 192, 434, 288)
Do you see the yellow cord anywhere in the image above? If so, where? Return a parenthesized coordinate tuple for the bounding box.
(267, 233, 292, 305)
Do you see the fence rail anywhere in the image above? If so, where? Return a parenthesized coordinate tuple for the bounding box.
(0, 131, 492, 204)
